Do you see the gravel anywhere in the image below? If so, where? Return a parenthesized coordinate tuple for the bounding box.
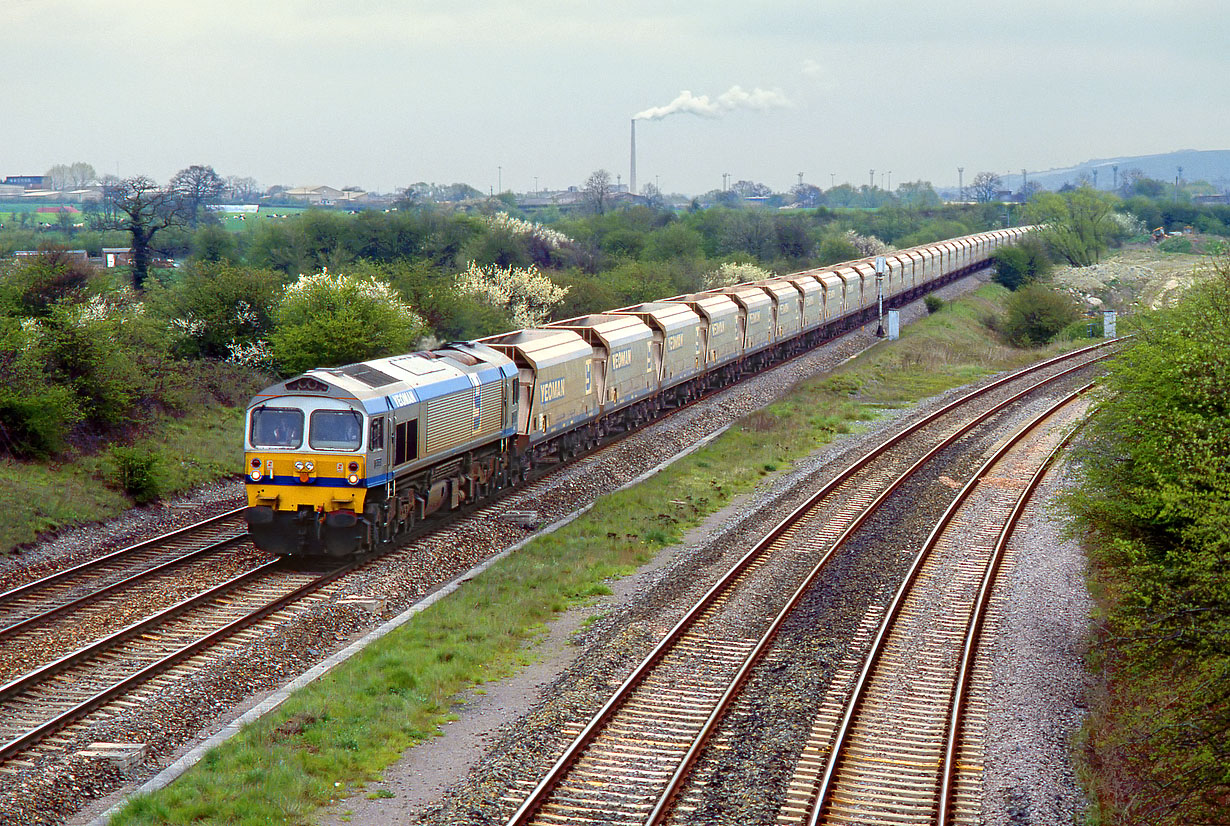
(979, 458, 1093, 826)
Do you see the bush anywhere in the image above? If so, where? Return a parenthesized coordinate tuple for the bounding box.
(923, 294, 944, 314)
(991, 237, 1052, 290)
(271, 271, 426, 375)
(998, 284, 1079, 347)
(1065, 256, 1230, 823)
(108, 445, 164, 504)
(145, 261, 286, 360)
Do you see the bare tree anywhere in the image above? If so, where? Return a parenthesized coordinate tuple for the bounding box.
(970, 171, 1003, 203)
(44, 162, 98, 191)
(225, 175, 260, 202)
(103, 176, 189, 290)
(170, 164, 225, 225)
(583, 169, 612, 215)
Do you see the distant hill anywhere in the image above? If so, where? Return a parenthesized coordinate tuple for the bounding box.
(1020, 149, 1230, 192)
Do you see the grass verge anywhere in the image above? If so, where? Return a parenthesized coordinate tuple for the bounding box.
(0, 405, 244, 554)
(108, 283, 1072, 825)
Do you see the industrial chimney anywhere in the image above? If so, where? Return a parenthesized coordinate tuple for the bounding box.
(630, 119, 637, 195)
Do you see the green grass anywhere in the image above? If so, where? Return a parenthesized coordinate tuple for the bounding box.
(106, 283, 1071, 825)
(0, 405, 244, 554)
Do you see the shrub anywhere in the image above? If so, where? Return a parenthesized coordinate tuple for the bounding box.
(0, 320, 82, 457)
(703, 261, 774, 290)
(146, 261, 286, 359)
(923, 294, 944, 314)
(998, 284, 1079, 347)
(991, 237, 1052, 290)
(1065, 256, 1230, 823)
(454, 262, 568, 329)
(108, 445, 164, 504)
(271, 271, 426, 375)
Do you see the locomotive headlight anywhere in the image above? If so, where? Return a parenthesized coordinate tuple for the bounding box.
(305, 461, 315, 471)
(347, 474, 359, 485)
(294, 461, 304, 471)
(250, 470, 262, 481)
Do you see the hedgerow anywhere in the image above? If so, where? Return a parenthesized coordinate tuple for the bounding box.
(1065, 252, 1230, 824)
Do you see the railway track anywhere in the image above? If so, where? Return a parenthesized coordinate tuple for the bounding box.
(0, 507, 249, 637)
(500, 343, 1113, 826)
(802, 386, 1092, 826)
(0, 556, 355, 765)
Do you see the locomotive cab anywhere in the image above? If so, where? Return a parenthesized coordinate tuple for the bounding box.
(244, 393, 371, 557)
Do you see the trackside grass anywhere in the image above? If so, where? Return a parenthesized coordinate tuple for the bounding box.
(0, 405, 244, 554)
(109, 283, 1072, 825)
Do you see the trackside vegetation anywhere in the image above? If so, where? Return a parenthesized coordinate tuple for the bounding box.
(107, 283, 1063, 826)
(1065, 253, 1230, 825)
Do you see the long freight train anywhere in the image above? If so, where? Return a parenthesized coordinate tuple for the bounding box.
(244, 227, 1032, 556)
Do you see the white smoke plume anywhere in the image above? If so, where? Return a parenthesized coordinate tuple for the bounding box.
(633, 85, 793, 121)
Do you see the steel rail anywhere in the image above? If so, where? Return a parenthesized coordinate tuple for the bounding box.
(807, 384, 1094, 826)
(0, 533, 252, 640)
(0, 559, 284, 705)
(506, 343, 1115, 825)
(0, 506, 247, 606)
(0, 557, 358, 763)
(642, 365, 1104, 824)
(934, 402, 1091, 826)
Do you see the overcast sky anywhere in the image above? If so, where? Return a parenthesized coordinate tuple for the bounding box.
(5, 0, 1227, 196)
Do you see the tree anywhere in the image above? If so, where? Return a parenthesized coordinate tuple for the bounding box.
(271, 271, 425, 375)
(790, 183, 824, 208)
(44, 162, 96, 191)
(895, 180, 940, 209)
(640, 182, 665, 210)
(583, 169, 612, 215)
(170, 164, 225, 226)
(970, 171, 1003, 203)
(225, 175, 260, 202)
(1025, 187, 1118, 267)
(731, 180, 771, 199)
(102, 175, 190, 290)
(1015, 180, 1043, 202)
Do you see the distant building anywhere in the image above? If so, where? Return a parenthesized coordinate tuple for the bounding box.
(101, 248, 133, 268)
(282, 185, 370, 206)
(14, 249, 89, 263)
(3, 175, 46, 188)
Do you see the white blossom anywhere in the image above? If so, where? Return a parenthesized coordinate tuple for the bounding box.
(70, 290, 145, 327)
(225, 338, 274, 370)
(234, 300, 259, 328)
(169, 313, 208, 341)
(1109, 211, 1146, 237)
(484, 213, 572, 249)
(455, 262, 569, 329)
(703, 261, 775, 289)
(844, 229, 893, 257)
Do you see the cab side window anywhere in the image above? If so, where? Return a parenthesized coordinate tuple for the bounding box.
(369, 417, 384, 451)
